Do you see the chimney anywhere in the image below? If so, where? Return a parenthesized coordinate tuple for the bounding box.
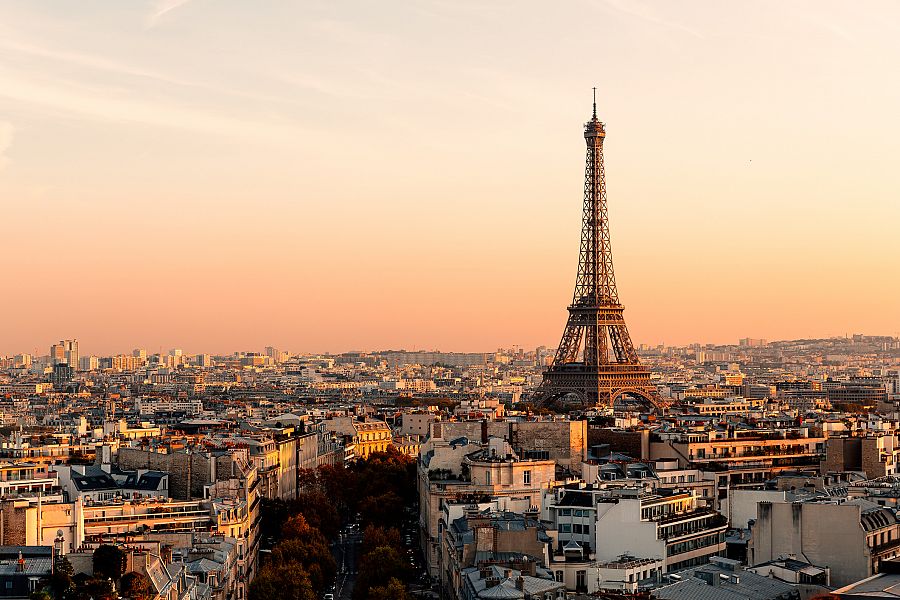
(486, 577, 500, 588)
(516, 576, 525, 591)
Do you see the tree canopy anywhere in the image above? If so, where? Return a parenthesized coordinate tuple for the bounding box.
(121, 571, 154, 600)
(92, 545, 126, 581)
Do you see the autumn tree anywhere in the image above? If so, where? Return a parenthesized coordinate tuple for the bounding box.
(121, 571, 154, 600)
(249, 562, 315, 600)
(354, 546, 412, 600)
(358, 490, 404, 529)
(368, 578, 411, 600)
(92, 545, 125, 582)
(74, 577, 118, 600)
(362, 525, 402, 553)
(293, 491, 340, 538)
(274, 515, 336, 593)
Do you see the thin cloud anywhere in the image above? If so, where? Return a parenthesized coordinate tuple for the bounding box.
(602, 0, 705, 38)
(146, 0, 194, 28)
(0, 66, 294, 144)
(0, 35, 284, 105)
(0, 36, 196, 88)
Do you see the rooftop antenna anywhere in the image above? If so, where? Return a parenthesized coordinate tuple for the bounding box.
(592, 87, 597, 119)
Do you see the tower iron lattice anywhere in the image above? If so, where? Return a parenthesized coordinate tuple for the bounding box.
(535, 96, 662, 409)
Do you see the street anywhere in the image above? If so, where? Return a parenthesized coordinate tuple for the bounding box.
(332, 524, 362, 600)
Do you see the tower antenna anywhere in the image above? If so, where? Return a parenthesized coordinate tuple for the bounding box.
(592, 87, 597, 119)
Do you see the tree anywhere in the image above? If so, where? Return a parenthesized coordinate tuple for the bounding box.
(274, 514, 337, 593)
(281, 514, 325, 544)
(121, 571, 154, 600)
(362, 525, 402, 553)
(354, 546, 412, 600)
(92, 545, 125, 582)
(249, 562, 315, 600)
(50, 556, 76, 600)
(55, 555, 75, 577)
(29, 590, 52, 600)
(74, 577, 117, 600)
(296, 468, 320, 492)
(351, 449, 416, 507)
(368, 578, 410, 600)
(271, 537, 336, 593)
(293, 491, 340, 538)
(317, 464, 357, 514)
(358, 491, 403, 529)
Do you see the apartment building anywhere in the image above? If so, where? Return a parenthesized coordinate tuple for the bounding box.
(750, 498, 900, 587)
(822, 434, 900, 479)
(324, 417, 392, 460)
(441, 508, 551, 599)
(419, 436, 556, 577)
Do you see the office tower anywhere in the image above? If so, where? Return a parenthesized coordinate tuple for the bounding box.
(51, 362, 74, 389)
(50, 339, 79, 370)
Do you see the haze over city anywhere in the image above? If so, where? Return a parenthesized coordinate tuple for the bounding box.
(2, 0, 899, 356)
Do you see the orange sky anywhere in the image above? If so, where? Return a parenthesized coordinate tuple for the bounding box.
(1, 1, 899, 356)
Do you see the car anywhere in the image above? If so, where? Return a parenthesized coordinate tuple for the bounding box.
(324, 595, 334, 600)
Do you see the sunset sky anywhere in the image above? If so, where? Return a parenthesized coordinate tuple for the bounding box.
(1, 1, 899, 357)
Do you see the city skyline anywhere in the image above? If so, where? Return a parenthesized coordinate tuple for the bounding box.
(3, 332, 898, 362)
(5, 5, 900, 600)
(2, 1, 899, 355)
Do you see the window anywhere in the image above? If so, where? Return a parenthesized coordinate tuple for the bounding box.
(523, 470, 532, 485)
(559, 509, 571, 516)
(559, 524, 571, 533)
(485, 471, 491, 485)
(555, 571, 563, 583)
(576, 571, 586, 592)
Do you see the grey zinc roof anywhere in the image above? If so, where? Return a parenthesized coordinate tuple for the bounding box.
(0, 557, 52, 576)
(464, 565, 562, 600)
(655, 566, 798, 600)
(833, 572, 900, 596)
(478, 580, 524, 599)
(187, 558, 222, 574)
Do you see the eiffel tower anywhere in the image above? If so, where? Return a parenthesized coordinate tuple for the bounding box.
(535, 93, 661, 409)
